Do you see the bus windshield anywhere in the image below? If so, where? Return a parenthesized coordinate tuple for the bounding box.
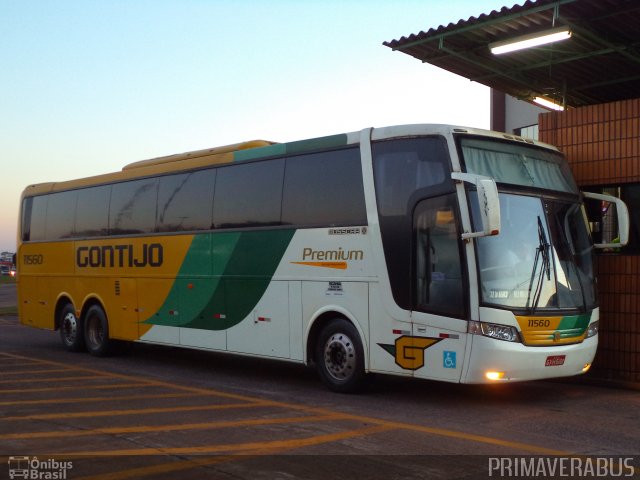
(472, 193, 596, 312)
(462, 137, 596, 313)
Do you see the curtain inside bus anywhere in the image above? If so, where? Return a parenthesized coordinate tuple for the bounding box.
(460, 138, 578, 194)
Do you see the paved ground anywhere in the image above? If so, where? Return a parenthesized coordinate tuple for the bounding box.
(1, 284, 638, 479)
(0, 283, 16, 308)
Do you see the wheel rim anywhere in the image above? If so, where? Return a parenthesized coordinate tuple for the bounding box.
(61, 312, 78, 345)
(324, 332, 356, 381)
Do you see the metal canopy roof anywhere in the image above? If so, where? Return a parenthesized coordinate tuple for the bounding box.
(384, 0, 640, 108)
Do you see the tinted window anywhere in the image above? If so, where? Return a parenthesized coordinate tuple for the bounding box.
(414, 195, 464, 317)
(213, 160, 284, 229)
(28, 196, 48, 241)
(282, 148, 366, 227)
(374, 137, 449, 216)
(372, 137, 453, 309)
(157, 169, 215, 232)
(21, 197, 33, 241)
(110, 178, 158, 235)
(45, 190, 78, 240)
(75, 185, 111, 237)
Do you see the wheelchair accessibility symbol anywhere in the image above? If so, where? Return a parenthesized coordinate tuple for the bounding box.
(443, 351, 457, 369)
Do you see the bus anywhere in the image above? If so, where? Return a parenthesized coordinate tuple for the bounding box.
(17, 124, 629, 392)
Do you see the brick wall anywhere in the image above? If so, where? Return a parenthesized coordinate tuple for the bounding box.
(539, 98, 640, 383)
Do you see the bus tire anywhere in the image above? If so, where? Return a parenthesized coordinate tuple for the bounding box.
(315, 318, 366, 393)
(84, 305, 113, 357)
(59, 303, 85, 352)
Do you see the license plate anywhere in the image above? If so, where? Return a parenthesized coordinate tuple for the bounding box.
(545, 355, 566, 367)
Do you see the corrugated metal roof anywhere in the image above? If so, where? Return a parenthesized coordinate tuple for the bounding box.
(384, 0, 640, 107)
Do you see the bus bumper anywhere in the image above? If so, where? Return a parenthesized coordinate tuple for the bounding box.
(463, 334, 598, 383)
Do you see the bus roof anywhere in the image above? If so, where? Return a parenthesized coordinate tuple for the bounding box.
(20, 132, 354, 197)
(22, 140, 276, 197)
(20, 124, 559, 198)
(122, 140, 275, 171)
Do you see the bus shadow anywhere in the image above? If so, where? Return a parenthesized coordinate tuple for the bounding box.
(117, 341, 581, 410)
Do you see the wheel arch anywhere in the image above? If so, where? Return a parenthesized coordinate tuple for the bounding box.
(79, 295, 108, 323)
(54, 293, 76, 331)
(305, 306, 369, 370)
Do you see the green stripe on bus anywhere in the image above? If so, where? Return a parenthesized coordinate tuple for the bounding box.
(555, 313, 591, 339)
(284, 134, 349, 155)
(232, 134, 349, 162)
(233, 143, 287, 162)
(557, 314, 590, 332)
(144, 229, 295, 331)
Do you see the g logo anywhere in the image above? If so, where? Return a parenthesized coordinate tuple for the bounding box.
(379, 336, 442, 371)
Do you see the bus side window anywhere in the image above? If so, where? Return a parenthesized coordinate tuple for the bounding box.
(110, 178, 159, 235)
(413, 195, 465, 318)
(213, 159, 285, 229)
(21, 197, 33, 241)
(282, 148, 366, 227)
(28, 195, 48, 242)
(45, 190, 78, 240)
(157, 169, 215, 232)
(75, 185, 111, 238)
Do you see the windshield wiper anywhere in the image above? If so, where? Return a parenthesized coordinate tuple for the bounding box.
(525, 216, 551, 313)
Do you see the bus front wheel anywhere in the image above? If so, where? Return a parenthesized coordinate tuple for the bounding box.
(84, 305, 113, 357)
(315, 318, 366, 393)
(59, 303, 85, 352)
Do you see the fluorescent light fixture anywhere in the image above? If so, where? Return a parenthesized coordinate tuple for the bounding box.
(533, 96, 565, 111)
(490, 26, 572, 55)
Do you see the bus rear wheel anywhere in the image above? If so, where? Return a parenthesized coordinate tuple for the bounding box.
(59, 303, 85, 352)
(84, 305, 113, 357)
(315, 318, 366, 393)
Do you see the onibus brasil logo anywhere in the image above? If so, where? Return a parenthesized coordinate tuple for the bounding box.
(7, 456, 72, 479)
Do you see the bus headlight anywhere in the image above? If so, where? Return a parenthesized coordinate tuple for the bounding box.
(586, 321, 599, 338)
(469, 321, 520, 343)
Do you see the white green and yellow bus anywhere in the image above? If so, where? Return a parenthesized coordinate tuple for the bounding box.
(17, 124, 629, 392)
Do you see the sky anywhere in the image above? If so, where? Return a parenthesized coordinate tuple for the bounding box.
(1, 0, 517, 253)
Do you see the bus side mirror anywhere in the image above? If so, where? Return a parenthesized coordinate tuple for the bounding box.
(451, 172, 501, 240)
(582, 191, 630, 249)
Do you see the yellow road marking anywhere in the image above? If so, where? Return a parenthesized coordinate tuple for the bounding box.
(0, 368, 73, 376)
(51, 424, 395, 458)
(0, 352, 269, 402)
(3, 401, 273, 421)
(0, 392, 197, 407)
(0, 353, 40, 361)
(0, 414, 347, 440)
(0, 361, 42, 367)
(79, 455, 239, 480)
(0, 383, 151, 394)
(345, 414, 570, 456)
(1, 352, 573, 456)
(0, 375, 100, 384)
(77, 426, 394, 480)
